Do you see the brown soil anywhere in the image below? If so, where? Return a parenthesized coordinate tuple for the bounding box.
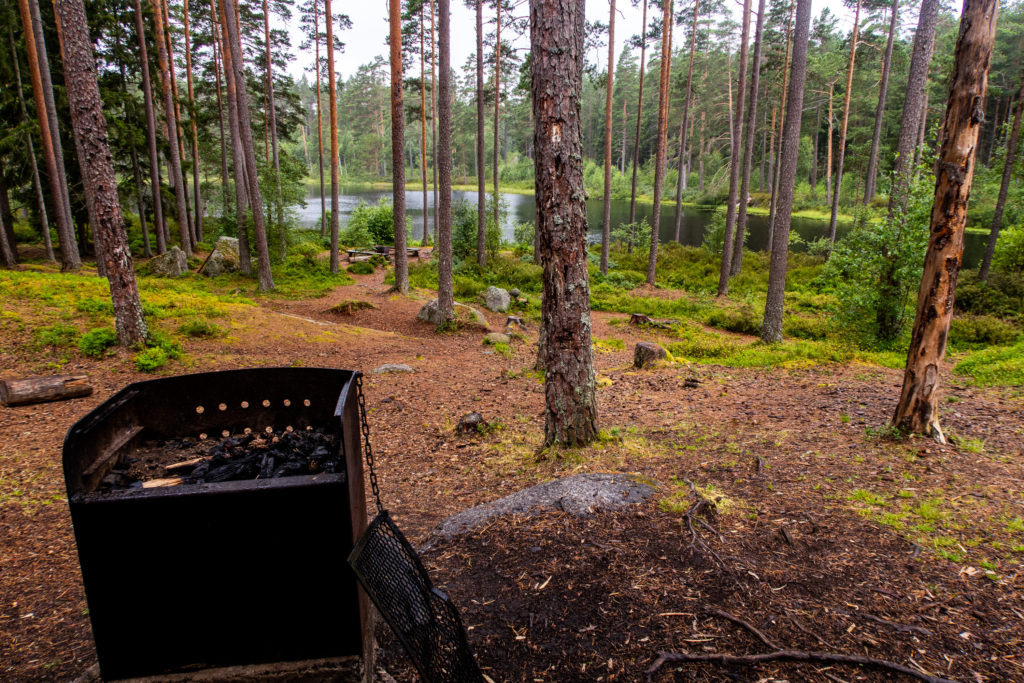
(2, 268, 1023, 682)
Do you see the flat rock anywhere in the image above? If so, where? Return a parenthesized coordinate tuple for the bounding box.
(634, 341, 667, 369)
(417, 299, 488, 327)
(424, 473, 657, 546)
(372, 363, 414, 374)
(150, 246, 188, 277)
(483, 332, 511, 345)
(200, 237, 240, 277)
(483, 286, 511, 312)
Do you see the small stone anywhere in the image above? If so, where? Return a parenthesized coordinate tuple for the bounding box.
(509, 288, 521, 299)
(634, 342, 667, 369)
(150, 246, 188, 277)
(457, 412, 486, 434)
(372, 364, 414, 374)
(483, 286, 511, 313)
(483, 332, 511, 345)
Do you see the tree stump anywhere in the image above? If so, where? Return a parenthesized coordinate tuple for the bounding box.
(0, 375, 92, 407)
(634, 342, 667, 369)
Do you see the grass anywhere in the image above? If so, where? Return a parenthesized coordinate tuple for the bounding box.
(953, 341, 1024, 386)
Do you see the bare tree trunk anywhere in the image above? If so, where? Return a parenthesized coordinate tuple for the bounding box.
(19, 0, 79, 270)
(216, 2, 250, 274)
(262, 0, 284, 259)
(430, 0, 438, 240)
(162, 0, 195, 245)
(627, 0, 649, 251)
(893, 0, 998, 441)
(116, 43, 154, 259)
(979, 64, 1023, 282)
(326, 0, 340, 273)
(863, 0, 898, 204)
(419, 5, 429, 246)
(0, 202, 14, 268)
(492, 0, 501, 233)
(437, 0, 454, 322)
(153, 0, 192, 256)
(646, 0, 672, 286)
(313, 0, 326, 238)
(184, 0, 203, 243)
(731, 0, 765, 276)
(888, 0, 939, 215)
(621, 95, 627, 176)
(8, 31, 53, 261)
(913, 91, 930, 174)
(761, 108, 767, 191)
(672, 0, 699, 245)
(389, 0, 408, 293)
(221, 0, 273, 290)
(761, 0, 810, 343)
(207, 0, 228, 224)
(718, 0, 751, 295)
(767, 104, 776, 193)
(54, 0, 149, 345)
(827, 0, 860, 242)
(531, 0, 598, 447)
(825, 84, 833, 205)
(767, 4, 794, 253)
(600, 0, 616, 274)
(811, 103, 819, 188)
(475, 0, 486, 267)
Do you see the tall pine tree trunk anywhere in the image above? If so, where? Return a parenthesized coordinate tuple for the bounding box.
(325, 0, 340, 273)
(600, 0, 616, 274)
(731, 0, 765, 276)
(389, 0, 408, 293)
(184, 0, 203, 242)
(761, 0, 810, 342)
(492, 0, 501, 233)
(209, 0, 229, 224)
(718, 0, 751, 295)
(437, 0, 455, 322)
(314, 0, 326, 238)
(263, 0, 284, 258)
(673, 0, 699, 245)
(430, 0, 438, 240)
(863, 0, 898, 204)
(531, 0, 598, 447)
(827, 0, 860, 243)
(475, 0, 486, 267)
(767, 3, 794, 253)
(893, 0, 998, 441)
(55, 0, 148, 345)
(162, 0, 194, 244)
(979, 64, 1023, 282)
(420, 5, 429, 245)
(627, 0, 648, 251)
(646, 0, 672, 286)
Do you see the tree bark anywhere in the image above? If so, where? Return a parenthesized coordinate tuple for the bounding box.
(263, 0, 284, 259)
(0, 203, 15, 268)
(54, 0, 149, 345)
(492, 0, 501, 233)
(893, 0, 998, 442)
(863, 0, 899, 204)
(221, 0, 273, 290)
(313, 0, 326, 238)
(811, 103, 819, 188)
(134, 0, 168, 256)
(19, 0, 79, 270)
(389, 0, 408, 293)
(420, 4, 430, 246)
(0, 375, 92, 406)
(761, 0, 810, 343)
(673, 0, 699, 245)
(979, 63, 1023, 282)
(888, 0, 939, 216)
(718, 0, 751, 295)
(474, 0, 487, 267)
(184, 0, 203, 243)
(437, 0, 455, 322)
(828, 0, 861, 243)
(767, 4, 794, 253)
(116, 44, 154, 259)
(731, 0, 765, 276)
(627, 0, 648, 251)
(162, 0, 195, 246)
(913, 91, 930, 174)
(600, 0, 616, 274)
(430, 0, 438, 240)
(326, 0, 340, 273)
(646, 0, 672, 286)
(531, 0, 598, 447)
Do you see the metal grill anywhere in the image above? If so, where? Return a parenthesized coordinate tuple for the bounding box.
(349, 510, 483, 683)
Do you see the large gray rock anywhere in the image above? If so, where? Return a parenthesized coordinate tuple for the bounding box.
(483, 286, 511, 312)
(201, 237, 240, 277)
(150, 246, 188, 277)
(424, 473, 657, 547)
(634, 342, 667, 369)
(417, 299, 488, 327)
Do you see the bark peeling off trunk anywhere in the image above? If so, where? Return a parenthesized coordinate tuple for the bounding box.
(531, 0, 598, 448)
(893, 0, 998, 442)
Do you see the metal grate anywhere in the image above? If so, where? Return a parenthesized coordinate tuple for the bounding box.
(349, 510, 484, 683)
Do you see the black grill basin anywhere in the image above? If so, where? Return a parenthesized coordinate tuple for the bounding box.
(62, 368, 370, 681)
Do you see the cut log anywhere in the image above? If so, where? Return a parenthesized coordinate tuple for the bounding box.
(0, 375, 92, 407)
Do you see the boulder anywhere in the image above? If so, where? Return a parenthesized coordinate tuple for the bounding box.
(483, 332, 511, 345)
(483, 286, 511, 312)
(200, 237, 240, 277)
(417, 299, 488, 327)
(634, 342, 667, 369)
(457, 412, 486, 434)
(150, 246, 188, 277)
(372, 364, 414, 374)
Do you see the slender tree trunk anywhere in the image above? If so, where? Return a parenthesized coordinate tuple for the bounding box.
(732, 0, 765, 276)
(531, 0, 598, 447)
(19, 0, 79, 270)
(893, 0, 998, 441)
(419, 5, 430, 246)
(673, 0, 699, 245)
(985, 96, 1002, 167)
(761, 0, 810, 342)
(811, 103, 819, 188)
(221, 0, 273, 289)
(628, 0, 649, 251)
(326, 0, 340, 273)
(162, 0, 195, 245)
(475, 0, 486, 267)
(216, 3, 250, 273)
(979, 64, 1023, 282)
(761, 108, 767, 191)
(492, 0, 501, 233)
(9, 31, 53, 261)
(646, 0, 672, 285)
(153, 0, 192, 256)
(116, 46, 154, 259)
(389, 0, 408, 293)
(430, 0, 438, 240)
(913, 91, 930, 173)
(718, 0, 751, 295)
(209, 0, 229, 224)
(888, 0, 939, 215)
(825, 84, 834, 205)
(827, 0, 861, 242)
(314, 0, 326, 238)
(864, 0, 899, 204)
(54, 0, 148, 345)
(767, 104, 776, 192)
(184, 0, 203, 243)
(600, 0, 616, 274)
(767, 4, 794, 253)
(263, 0, 284, 259)
(437, 0, 454, 322)
(0, 193, 15, 267)
(621, 95, 627, 176)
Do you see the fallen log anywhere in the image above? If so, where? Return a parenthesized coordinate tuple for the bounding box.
(0, 375, 93, 407)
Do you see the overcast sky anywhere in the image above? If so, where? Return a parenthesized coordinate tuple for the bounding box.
(281, 0, 907, 82)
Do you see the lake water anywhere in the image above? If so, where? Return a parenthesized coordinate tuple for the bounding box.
(293, 188, 987, 267)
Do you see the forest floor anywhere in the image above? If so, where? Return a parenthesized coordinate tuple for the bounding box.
(1, 262, 1023, 682)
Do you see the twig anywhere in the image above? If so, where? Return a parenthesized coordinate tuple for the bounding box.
(705, 609, 779, 650)
(834, 609, 933, 637)
(785, 612, 829, 647)
(645, 649, 961, 683)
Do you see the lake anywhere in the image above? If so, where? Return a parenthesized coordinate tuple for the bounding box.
(292, 188, 988, 267)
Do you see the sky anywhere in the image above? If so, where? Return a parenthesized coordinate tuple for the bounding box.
(281, 0, 899, 82)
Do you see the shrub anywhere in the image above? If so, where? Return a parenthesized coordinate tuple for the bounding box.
(33, 323, 79, 349)
(452, 198, 502, 260)
(347, 261, 375, 275)
(79, 327, 118, 357)
(612, 217, 652, 249)
(701, 207, 727, 254)
(783, 315, 829, 340)
(948, 314, 1020, 349)
(178, 319, 221, 339)
(146, 330, 183, 360)
(994, 222, 1024, 274)
(134, 347, 168, 372)
(705, 304, 762, 335)
(342, 199, 411, 246)
(954, 270, 1024, 320)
